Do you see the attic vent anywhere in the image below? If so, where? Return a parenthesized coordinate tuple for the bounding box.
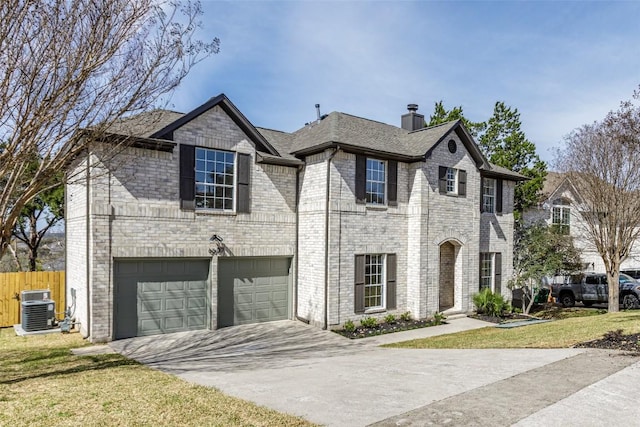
(401, 104, 424, 131)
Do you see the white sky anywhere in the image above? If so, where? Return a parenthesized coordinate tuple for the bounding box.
(167, 0, 640, 167)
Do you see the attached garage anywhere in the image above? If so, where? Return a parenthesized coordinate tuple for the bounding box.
(114, 259, 210, 339)
(217, 257, 292, 327)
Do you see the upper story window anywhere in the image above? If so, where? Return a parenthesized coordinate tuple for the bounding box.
(439, 166, 466, 197)
(552, 206, 570, 234)
(195, 147, 235, 210)
(179, 145, 250, 213)
(366, 158, 386, 205)
(482, 178, 496, 213)
(446, 168, 457, 193)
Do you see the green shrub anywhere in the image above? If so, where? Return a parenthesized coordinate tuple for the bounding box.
(400, 311, 413, 322)
(360, 316, 377, 328)
(343, 319, 355, 332)
(384, 314, 397, 324)
(473, 288, 509, 317)
(433, 312, 446, 325)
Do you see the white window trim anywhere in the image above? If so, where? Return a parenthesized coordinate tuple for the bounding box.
(552, 205, 570, 233)
(195, 147, 237, 212)
(480, 252, 495, 291)
(364, 254, 386, 311)
(365, 158, 387, 206)
(482, 178, 496, 213)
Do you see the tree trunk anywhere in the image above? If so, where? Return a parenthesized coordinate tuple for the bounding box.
(608, 269, 620, 313)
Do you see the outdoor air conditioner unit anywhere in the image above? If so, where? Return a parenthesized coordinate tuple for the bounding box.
(21, 289, 51, 302)
(21, 300, 55, 332)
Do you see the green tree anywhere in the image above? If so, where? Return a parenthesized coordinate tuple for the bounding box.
(427, 101, 486, 137)
(13, 175, 64, 271)
(511, 222, 582, 313)
(479, 102, 547, 217)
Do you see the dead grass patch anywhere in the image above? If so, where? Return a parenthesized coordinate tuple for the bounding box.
(0, 328, 314, 426)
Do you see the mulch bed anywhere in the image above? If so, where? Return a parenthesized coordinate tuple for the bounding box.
(574, 330, 640, 352)
(469, 312, 531, 324)
(334, 318, 445, 339)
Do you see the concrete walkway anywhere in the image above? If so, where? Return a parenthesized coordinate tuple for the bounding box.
(109, 317, 640, 426)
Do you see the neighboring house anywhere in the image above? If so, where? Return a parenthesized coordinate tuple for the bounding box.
(66, 94, 525, 342)
(524, 171, 640, 273)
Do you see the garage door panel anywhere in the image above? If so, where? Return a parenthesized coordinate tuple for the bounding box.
(114, 259, 210, 339)
(165, 298, 185, 310)
(141, 282, 163, 293)
(166, 281, 186, 291)
(188, 297, 206, 308)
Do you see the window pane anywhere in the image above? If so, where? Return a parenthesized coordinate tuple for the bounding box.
(365, 158, 386, 205)
(193, 148, 236, 210)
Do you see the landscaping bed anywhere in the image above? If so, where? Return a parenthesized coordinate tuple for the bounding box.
(575, 329, 640, 353)
(333, 313, 446, 339)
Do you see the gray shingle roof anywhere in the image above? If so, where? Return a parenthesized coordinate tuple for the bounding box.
(107, 110, 184, 138)
(104, 97, 525, 181)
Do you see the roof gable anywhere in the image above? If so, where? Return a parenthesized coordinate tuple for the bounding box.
(149, 94, 279, 156)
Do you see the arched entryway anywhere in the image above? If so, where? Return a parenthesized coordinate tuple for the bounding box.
(439, 241, 458, 311)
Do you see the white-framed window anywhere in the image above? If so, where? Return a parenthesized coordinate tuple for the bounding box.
(480, 253, 494, 290)
(482, 178, 496, 213)
(366, 158, 386, 205)
(552, 206, 570, 234)
(365, 254, 386, 309)
(195, 147, 236, 211)
(446, 167, 457, 193)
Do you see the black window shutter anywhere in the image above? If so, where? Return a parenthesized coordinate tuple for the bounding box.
(237, 153, 251, 213)
(355, 155, 366, 204)
(458, 170, 467, 197)
(386, 254, 397, 310)
(438, 166, 447, 193)
(479, 253, 484, 291)
(494, 253, 502, 294)
(496, 179, 503, 214)
(480, 177, 485, 212)
(179, 144, 195, 210)
(354, 255, 365, 313)
(388, 160, 397, 206)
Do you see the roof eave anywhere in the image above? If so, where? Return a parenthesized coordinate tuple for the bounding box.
(291, 141, 422, 163)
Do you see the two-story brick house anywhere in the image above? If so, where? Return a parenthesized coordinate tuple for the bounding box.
(66, 94, 525, 342)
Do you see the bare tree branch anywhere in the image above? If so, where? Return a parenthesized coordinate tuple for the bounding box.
(0, 0, 219, 257)
(558, 86, 640, 312)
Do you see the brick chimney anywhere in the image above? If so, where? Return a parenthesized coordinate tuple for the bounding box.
(401, 104, 424, 131)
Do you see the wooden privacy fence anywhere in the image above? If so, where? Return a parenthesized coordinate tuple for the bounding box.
(0, 271, 65, 328)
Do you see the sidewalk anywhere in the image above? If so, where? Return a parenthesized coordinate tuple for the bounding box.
(363, 315, 494, 345)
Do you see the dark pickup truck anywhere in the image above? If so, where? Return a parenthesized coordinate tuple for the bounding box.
(550, 272, 640, 309)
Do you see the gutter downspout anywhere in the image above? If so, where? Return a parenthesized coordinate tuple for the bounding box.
(294, 164, 309, 324)
(324, 147, 339, 330)
(84, 150, 91, 340)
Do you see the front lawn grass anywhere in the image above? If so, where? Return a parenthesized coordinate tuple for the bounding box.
(386, 310, 640, 349)
(0, 328, 313, 426)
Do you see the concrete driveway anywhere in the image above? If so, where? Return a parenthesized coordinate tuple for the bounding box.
(109, 318, 639, 426)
